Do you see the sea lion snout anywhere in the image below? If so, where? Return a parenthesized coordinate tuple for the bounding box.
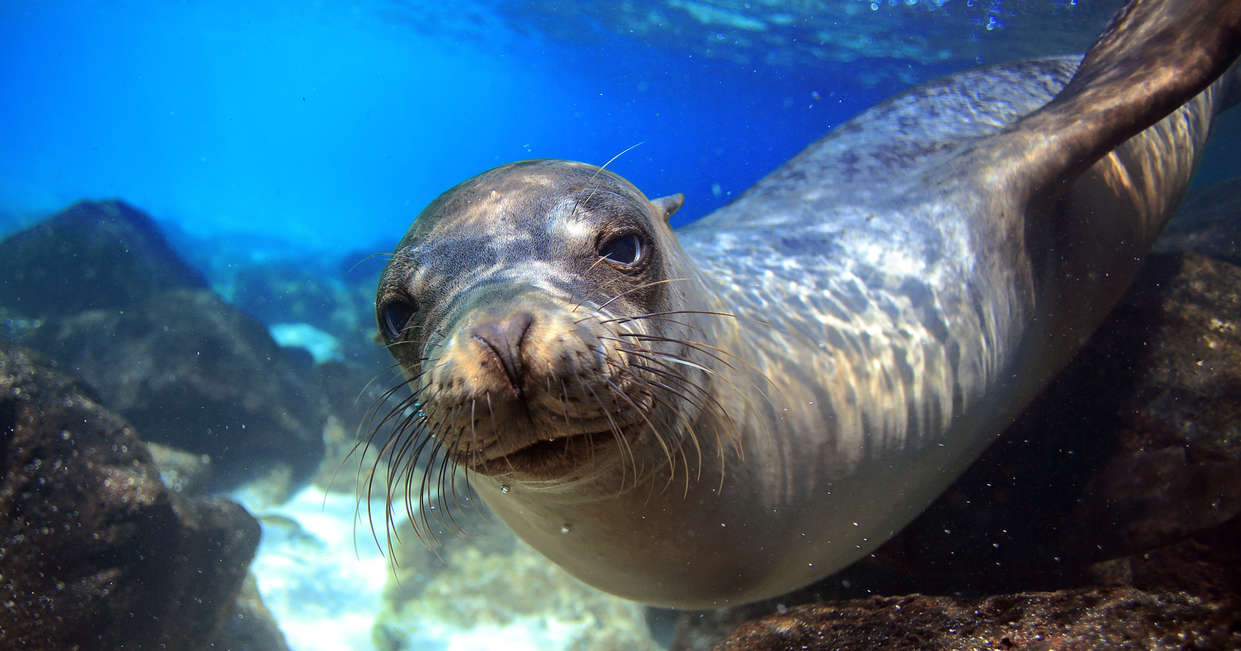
(420, 290, 650, 477)
(468, 310, 535, 395)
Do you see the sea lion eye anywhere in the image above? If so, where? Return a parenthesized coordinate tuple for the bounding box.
(380, 298, 418, 339)
(599, 233, 643, 266)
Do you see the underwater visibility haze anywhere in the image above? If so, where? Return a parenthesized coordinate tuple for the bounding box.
(3, 0, 1241, 649)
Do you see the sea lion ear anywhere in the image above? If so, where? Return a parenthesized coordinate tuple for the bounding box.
(651, 193, 685, 222)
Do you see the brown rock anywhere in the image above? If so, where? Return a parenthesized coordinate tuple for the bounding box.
(1155, 177, 1241, 266)
(0, 341, 260, 650)
(20, 289, 328, 492)
(0, 199, 206, 319)
(209, 574, 292, 651)
(715, 589, 1239, 650)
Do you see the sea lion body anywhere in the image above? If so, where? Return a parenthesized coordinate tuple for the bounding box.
(375, 0, 1241, 609)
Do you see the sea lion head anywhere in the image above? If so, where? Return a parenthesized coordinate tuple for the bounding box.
(374, 160, 728, 498)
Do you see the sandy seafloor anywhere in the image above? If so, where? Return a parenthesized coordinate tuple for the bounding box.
(237, 488, 391, 650)
(235, 485, 660, 650)
(5, 0, 1241, 648)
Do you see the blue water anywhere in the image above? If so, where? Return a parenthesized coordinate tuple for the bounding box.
(0, 0, 1133, 263)
(2, 2, 856, 255)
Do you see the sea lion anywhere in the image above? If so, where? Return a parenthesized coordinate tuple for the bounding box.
(370, 0, 1241, 609)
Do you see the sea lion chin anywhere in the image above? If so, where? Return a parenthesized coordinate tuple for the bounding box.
(369, 0, 1241, 610)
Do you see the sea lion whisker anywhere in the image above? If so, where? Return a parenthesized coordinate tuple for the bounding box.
(408, 405, 448, 543)
(382, 401, 443, 548)
(605, 309, 742, 324)
(415, 416, 454, 545)
(607, 333, 739, 371)
(484, 392, 519, 476)
(439, 404, 481, 537)
(599, 353, 714, 486)
(583, 380, 638, 492)
(572, 273, 690, 316)
(559, 378, 573, 430)
(618, 352, 744, 458)
(383, 335, 428, 353)
(608, 314, 703, 339)
(608, 357, 714, 491)
(352, 385, 434, 498)
(615, 342, 753, 424)
(430, 405, 466, 536)
(327, 374, 422, 504)
(575, 142, 644, 217)
(355, 360, 415, 407)
(615, 362, 716, 471)
(360, 408, 427, 561)
(615, 332, 781, 420)
(604, 378, 678, 490)
(365, 381, 433, 444)
(610, 357, 713, 420)
(346, 251, 399, 274)
(594, 277, 689, 312)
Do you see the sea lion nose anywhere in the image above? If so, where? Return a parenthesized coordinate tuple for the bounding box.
(470, 311, 535, 390)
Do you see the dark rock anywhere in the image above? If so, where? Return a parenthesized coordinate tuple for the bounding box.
(1067, 253, 1241, 556)
(209, 574, 291, 651)
(1084, 514, 1241, 603)
(1156, 177, 1241, 265)
(0, 200, 206, 319)
(147, 441, 214, 496)
(232, 261, 343, 335)
(229, 257, 385, 364)
(714, 588, 1239, 650)
(0, 340, 260, 650)
(20, 289, 328, 492)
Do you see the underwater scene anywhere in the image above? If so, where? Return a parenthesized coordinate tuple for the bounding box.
(2, 0, 1241, 649)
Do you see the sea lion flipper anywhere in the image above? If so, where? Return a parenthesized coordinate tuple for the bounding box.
(997, 0, 1241, 194)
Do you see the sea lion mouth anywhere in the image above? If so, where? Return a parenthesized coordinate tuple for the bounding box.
(470, 428, 622, 479)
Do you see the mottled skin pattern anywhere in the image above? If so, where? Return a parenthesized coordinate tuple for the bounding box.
(376, 0, 1241, 609)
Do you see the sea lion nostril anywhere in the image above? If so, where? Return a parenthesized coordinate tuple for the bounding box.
(470, 311, 535, 388)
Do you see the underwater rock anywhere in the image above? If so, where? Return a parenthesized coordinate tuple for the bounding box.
(146, 441, 214, 496)
(1156, 177, 1241, 266)
(1065, 253, 1241, 557)
(713, 588, 1239, 650)
(232, 261, 345, 336)
(19, 288, 328, 493)
(229, 255, 386, 364)
(210, 574, 292, 651)
(0, 199, 206, 319)
(0, 340, 260, 650)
